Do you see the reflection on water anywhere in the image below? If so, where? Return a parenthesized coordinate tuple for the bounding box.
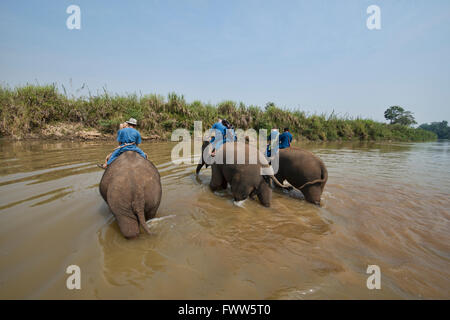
(0, 139, 448, 299)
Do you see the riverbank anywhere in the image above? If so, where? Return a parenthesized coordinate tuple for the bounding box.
(1, 84, 437, 142)
(15, 122, 162, 141)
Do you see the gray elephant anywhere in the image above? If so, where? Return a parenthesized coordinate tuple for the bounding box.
(275, 147, 328, 205)
(196, 141, 288, 207)
(99, 151, 162, 238)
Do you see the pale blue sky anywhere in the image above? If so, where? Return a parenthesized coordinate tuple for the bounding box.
(1, 0, 449, 124)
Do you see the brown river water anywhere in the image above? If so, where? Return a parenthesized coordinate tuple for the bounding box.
(0, 139, 448, 299)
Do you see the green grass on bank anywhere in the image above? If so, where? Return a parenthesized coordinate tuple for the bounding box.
(0, 84, 437, 142)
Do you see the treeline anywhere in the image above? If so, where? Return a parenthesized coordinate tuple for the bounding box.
(419, 121, 449, 139)
(0, 84, 437, 142)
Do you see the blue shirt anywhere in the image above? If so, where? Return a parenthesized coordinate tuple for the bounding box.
(107, 127, 145, 165)
(279, 131, 293, 149)
(266, 130, 280, 157)
(210, 121, 227, 144)
(225, 128, 237, 143)
(117, 127, 142, 145)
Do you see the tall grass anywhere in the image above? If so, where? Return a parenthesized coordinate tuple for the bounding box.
(0, 84, 437, 142)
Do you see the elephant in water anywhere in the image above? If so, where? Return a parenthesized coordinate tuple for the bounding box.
(275, 147, 328, 205)
(99, 151, 162, 238)
(196, 141, 289, 207)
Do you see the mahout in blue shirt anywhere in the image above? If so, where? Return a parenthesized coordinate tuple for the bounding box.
(107, 127, 146, 165)
(279, 131, 293, 149)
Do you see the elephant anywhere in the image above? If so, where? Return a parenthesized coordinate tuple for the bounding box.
(196, 141, 289, 207)
(274, 147, 328, 205)
(99, 151, 162, 238)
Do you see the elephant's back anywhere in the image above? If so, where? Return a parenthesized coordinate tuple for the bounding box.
(99, 151, 161, 201)
(289, 148, 327, 181)
(279, 147, 324, 183)
(281, 147, 324, 168)
(221, 142, 268, 166)
(110, 151, 158, 173)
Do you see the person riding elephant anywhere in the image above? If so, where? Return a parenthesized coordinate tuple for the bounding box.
(196, 140, 289, 207)
(266, 128, 280, 157)
(263, 127, 327, 205)
(279, 127, 293, 149)
(267, 127, 293, 157)
(221, 119, 237, 143)
(99, 118, 147, 169)
(99, 151, 162, 238)
(209, 118, 236, 156)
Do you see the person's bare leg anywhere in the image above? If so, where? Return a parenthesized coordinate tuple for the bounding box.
(98, 153, 112, 169)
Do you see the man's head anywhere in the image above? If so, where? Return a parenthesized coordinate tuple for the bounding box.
(222, 119, 231, 129)
(284, 127, 289, 132)
(126, 118, 138, 128)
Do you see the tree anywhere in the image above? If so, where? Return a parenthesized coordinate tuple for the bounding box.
(384, 106, 416, 126)
(419, 121, 450, 139)
(265, 102, 276, 110)
(384, 106, 404, 124)
(396, 111, 417, 126)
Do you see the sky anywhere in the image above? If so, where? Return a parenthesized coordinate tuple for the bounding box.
(0, 0, 449, 124)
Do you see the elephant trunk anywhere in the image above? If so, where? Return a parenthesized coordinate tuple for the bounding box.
(261, 163, 290, 189)
(196, 162, 204, 175)
(196, 140, 211, 174)
(268, 175, 290, 189)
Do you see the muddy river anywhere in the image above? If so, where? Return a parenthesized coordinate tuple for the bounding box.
(0, 139, 448, 299)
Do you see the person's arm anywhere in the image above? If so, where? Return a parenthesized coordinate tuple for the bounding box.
(136, 131, 142, 145)
(117, 130, 123, 145)
(210, 123, 218, 143)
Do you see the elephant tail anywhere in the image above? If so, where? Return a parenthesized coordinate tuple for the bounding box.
(319, 159, 328, 192)
(296, 178, 325, 190)
(132, 199, 152, 235)
(296, 161, 328, 191)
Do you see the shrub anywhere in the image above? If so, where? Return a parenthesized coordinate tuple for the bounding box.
(0, 84, 438, 142)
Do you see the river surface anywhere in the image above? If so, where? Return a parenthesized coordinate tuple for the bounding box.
(0, 139, 448, 299)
